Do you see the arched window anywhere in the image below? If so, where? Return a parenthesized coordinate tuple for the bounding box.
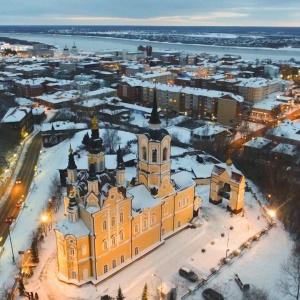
(134, 247, 139, 255)
(111, 217, 115, 227)
(104, 265, 108, 273)
(103, 240, 108, 250)
(134, 224, 139, 234)
(70, 248, 75, 256)
(112, 260, 117, 268)
(103, 220, 107, 231)
(111, 235, 116, 245)
(82, 245, 87, 256)
(120, 212, 124, 223)
(162, 228, 165, 236)
(121, 255, 125, 263)
(143, 219, 148, 229)
(178, 221, 181, 227)
(178, 201, 181, 208)
(142, 147, 147, 160)
(119, 231, 124, 241)
(71, 271, 77, 279)
(151, 214, 156, 225)
(152, 149, 157, 163)
(163, 147, 168, 161)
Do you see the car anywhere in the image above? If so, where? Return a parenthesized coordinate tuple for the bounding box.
(5, 216, 15, 224)
(178, 266, 198, 282)
(15, 200, 22, 208)
(202, 288, 224, 300)
(15, 178, 21, 184)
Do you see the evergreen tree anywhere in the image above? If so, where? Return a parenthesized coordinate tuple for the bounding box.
(18, 278, 25, 296)
(141, 283, 149, 300)
(116, 285, 125, 300)
(31, 237, 39, 263)
(101, 296, 114, 300)
(82, 132, 90, 147)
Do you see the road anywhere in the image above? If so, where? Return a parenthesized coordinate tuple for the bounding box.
(0, 132, 42, 248)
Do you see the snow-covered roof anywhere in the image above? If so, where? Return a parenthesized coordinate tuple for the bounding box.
(41, 121, 88, 132)
(212, 162, 244, 184)
(243, 137, 272, 148)
(129, 184, 162, 215)
(171, 170, 195, 190)
(1, 106, 31, 123)
(267, 119, 300, 142)
(56, 218, 90, 238)
(271, 143, 297, 156)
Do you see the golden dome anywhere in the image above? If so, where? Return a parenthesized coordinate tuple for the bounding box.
(91, 116, 99, 130)
(69, 145, 73, 153)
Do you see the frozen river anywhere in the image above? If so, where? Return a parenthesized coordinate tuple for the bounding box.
(1, 32, 300, 61)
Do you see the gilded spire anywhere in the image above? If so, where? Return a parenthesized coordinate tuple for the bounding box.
(91, 116, 99, 130)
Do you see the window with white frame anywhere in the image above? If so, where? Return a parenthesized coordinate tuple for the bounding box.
(104, 265, 108, 273)
(121, 255, 125, 263)
(103, 220, 107, 231)
(143, 219, 148, 229)
(120, 212, 124, 223)
(111, 217, 115, 227)
(103, 240, 108, 250)
(112, 260, 116, 268)
(134, 224, 139, 234)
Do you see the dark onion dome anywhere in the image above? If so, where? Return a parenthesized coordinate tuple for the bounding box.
(116, 146, 125, 170)
(88, 162, 97, 181)
(67, 189, 77, 210)
(149, 88, 161, 126)
(89, 116, 103, 153)
(63, 45, 69, 51)
(139, 127, 169, 141)
(67, 145, 77, 170)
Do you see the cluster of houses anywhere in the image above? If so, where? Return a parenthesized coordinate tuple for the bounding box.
(0, 42, 300, 158)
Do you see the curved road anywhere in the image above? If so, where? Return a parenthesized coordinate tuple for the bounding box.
(0, 132, 42, 247)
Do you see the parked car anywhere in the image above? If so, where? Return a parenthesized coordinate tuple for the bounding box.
(178, 266, 198, 282)
(15, 200, 22, 208)
(5, 216, 15, 224)
(202, 288, 224, 300)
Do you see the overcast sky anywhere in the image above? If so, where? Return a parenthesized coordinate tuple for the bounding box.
(1, 0, 299, 27)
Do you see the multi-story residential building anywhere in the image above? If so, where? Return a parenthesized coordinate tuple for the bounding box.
(0, 106, 34, 139)
(135, 71, 174, 84)
(117, 80, 244, 126)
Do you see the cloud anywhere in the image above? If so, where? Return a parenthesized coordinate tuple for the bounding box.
(0, 0, 299, 26)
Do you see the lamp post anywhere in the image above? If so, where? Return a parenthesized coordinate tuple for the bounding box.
(41, 214, 48, 236)
(152, 273, 162, 300)
(223, 225, 230, 259)
(8, 229, 15, 264)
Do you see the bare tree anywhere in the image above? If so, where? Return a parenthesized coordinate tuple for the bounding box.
(102, 129, 121, 154)
(243, 286, 270, 300)
(278, 252, 300, 299)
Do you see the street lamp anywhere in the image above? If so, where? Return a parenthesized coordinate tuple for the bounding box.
(8, 229, 15, 264)
(222, 225, 230, 259)
(41, 214, 48, 236)
(152, 273, 162, 300)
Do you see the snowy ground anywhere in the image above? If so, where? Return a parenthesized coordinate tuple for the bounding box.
(0, 140, 294, 300)
(0, 111, 295, 299)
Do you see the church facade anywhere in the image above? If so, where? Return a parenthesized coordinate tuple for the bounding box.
(54, 93, 201, 285)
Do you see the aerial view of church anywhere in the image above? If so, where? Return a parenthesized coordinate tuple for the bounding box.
(54, 93, 203, 285)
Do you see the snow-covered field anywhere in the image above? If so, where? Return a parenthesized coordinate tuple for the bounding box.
(0, 112, 294, 299)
